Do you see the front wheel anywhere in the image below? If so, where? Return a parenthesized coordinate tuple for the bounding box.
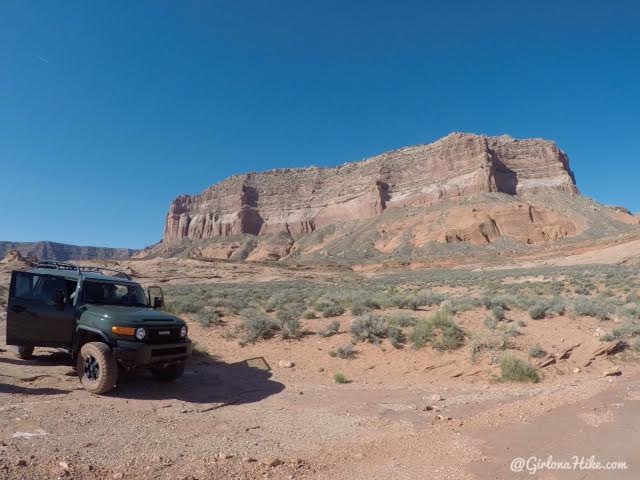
(77, 342, 118, 394)
(12, 345, 34, 360)
(150, 362, 185, 381)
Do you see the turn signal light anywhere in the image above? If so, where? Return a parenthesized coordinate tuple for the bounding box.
(112, 326, 136, 336)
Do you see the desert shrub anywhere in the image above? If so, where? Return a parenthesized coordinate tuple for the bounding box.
(197, 310, 223, 327)
(362, 296, 383, 310)
(333, 372, 350, 384)
(416, 290, 445, 307)
(386, 313, 417, 327)
(167, 295, 203, 314)
(482, 295, 514, 311)
(499, 355, 539, 383)
(529, 344, 547, 358)
(350, 301, 370, 316)
(528, 297, 565, 320)
(318, 320, 341, 337)
(240, 309, 278, 342)
(222, 329, 238, 340)
(387, 325, 405, 348)
(484, 316, 498, 330)
(315, 297, 345, 318)
(265, 288, 306, 312)
(491, 305, 506, 321)
(350, 313, 388, 344)
(469, 331, 515, 362)
(279, 317, 302, 339)
(504, 324, 521, 337)
(619, 303, 640, 320)
(446, 297, 483, 314)
(625, 292, 640, 304)
(335, 343, 354, 359)
(610, 321, 640, 339)
(528, 302, 548, 320)
(410, 309, 465, 350)
(390, 293, 421, 310)
(217, 290, 253, 314)
(571, 297, 612, 321)
(303, 309, 317, 319)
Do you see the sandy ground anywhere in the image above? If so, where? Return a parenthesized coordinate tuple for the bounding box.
(1, 325, 638, 480)
(1, 240, 640, 479)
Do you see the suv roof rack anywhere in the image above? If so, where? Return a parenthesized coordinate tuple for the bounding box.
(34, 260, 132, 280)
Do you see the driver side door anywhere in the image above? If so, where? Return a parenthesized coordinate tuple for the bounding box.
(6, 271, 75, 347)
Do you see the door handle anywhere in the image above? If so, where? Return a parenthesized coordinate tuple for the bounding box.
(11, 305, 26, 313)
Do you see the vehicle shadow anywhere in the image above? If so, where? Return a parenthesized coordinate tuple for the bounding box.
(0, 383, 71, 396)
(0, 349, 72, 367)
(111, 356, 285, 406)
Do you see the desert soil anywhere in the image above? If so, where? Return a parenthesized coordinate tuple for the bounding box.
(1, 327, 638, 479)
(1, 247, 640, 479)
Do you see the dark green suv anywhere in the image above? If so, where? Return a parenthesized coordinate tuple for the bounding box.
(5, 261, 192, 394)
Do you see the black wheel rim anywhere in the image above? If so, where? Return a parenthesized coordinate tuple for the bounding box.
(84, 355, 100, 381)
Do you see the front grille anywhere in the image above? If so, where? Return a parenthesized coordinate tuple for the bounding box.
(145, 327, 182, 344)
(152, 346, 187, 357)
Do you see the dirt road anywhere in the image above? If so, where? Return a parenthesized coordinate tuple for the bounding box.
(1, 341, 638, 480)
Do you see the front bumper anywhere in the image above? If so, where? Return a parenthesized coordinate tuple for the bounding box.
(114, 338, 192, 367)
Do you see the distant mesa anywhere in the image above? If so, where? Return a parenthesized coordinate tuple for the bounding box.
(0, 241, 138, 262)
(163, 133, 579, 246)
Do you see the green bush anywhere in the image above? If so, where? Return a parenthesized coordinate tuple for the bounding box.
(387, 325, 404, 348)
(610, 320, 640, 339)
(491, 305, 506, 321)
(350, 301, 370, 316)
(572, 297, 612, 321)
(335, 343, 354, 359)
(528, 297, 565, 320)
(350, 313, 388, 344)
(390, 293, 420, 310)
(499, 355, 539, 383)
(333, 372, 350, 384)
(447, 297, 483, 314)
(386, 313, 417, 327)
(303, 309, 317, 319)
(240, 310, 278, 342)
(416, 290, 445, 307)
(484, 316, 498, 330)
(315, 297, 345, 318)
(410, 309, 465, 351)
(318, 320, 340, 337)
(197, 310, 223, 327)
(529, 344, 547, 358)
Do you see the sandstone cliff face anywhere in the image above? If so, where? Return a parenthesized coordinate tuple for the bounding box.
(164, 133, 578, 247)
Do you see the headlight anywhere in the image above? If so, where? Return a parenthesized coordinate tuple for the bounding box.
(180, 326, 187, 337)
(135, 327, 146, 341)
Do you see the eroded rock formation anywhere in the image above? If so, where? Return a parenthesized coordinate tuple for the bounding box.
(164, 133, 578, 247)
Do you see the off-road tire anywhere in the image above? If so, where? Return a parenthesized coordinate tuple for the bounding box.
(77, 342, 118, 394)
(12, 345, 34, 360)
(150, 362, 185, 381)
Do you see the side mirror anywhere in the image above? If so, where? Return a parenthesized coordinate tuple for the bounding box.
(148, 286, 165, 310)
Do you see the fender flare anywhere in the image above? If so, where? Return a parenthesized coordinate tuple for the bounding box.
(73, 326, 111, 358)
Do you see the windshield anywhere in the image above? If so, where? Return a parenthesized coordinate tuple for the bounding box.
(82, 281, 148, 307)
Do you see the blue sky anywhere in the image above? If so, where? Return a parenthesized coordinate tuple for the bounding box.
(1, 1, 639, 249)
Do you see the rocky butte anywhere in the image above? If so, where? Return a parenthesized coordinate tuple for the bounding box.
(164, 133, 577, 240)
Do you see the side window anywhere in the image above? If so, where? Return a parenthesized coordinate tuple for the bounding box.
(14, 272, 37, 299)
(13, 272, 67, 304)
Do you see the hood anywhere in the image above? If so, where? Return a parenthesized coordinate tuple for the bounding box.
(83, 305, 185, 326)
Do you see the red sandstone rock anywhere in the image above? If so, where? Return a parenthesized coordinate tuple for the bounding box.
(163, 133, 578, 246)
